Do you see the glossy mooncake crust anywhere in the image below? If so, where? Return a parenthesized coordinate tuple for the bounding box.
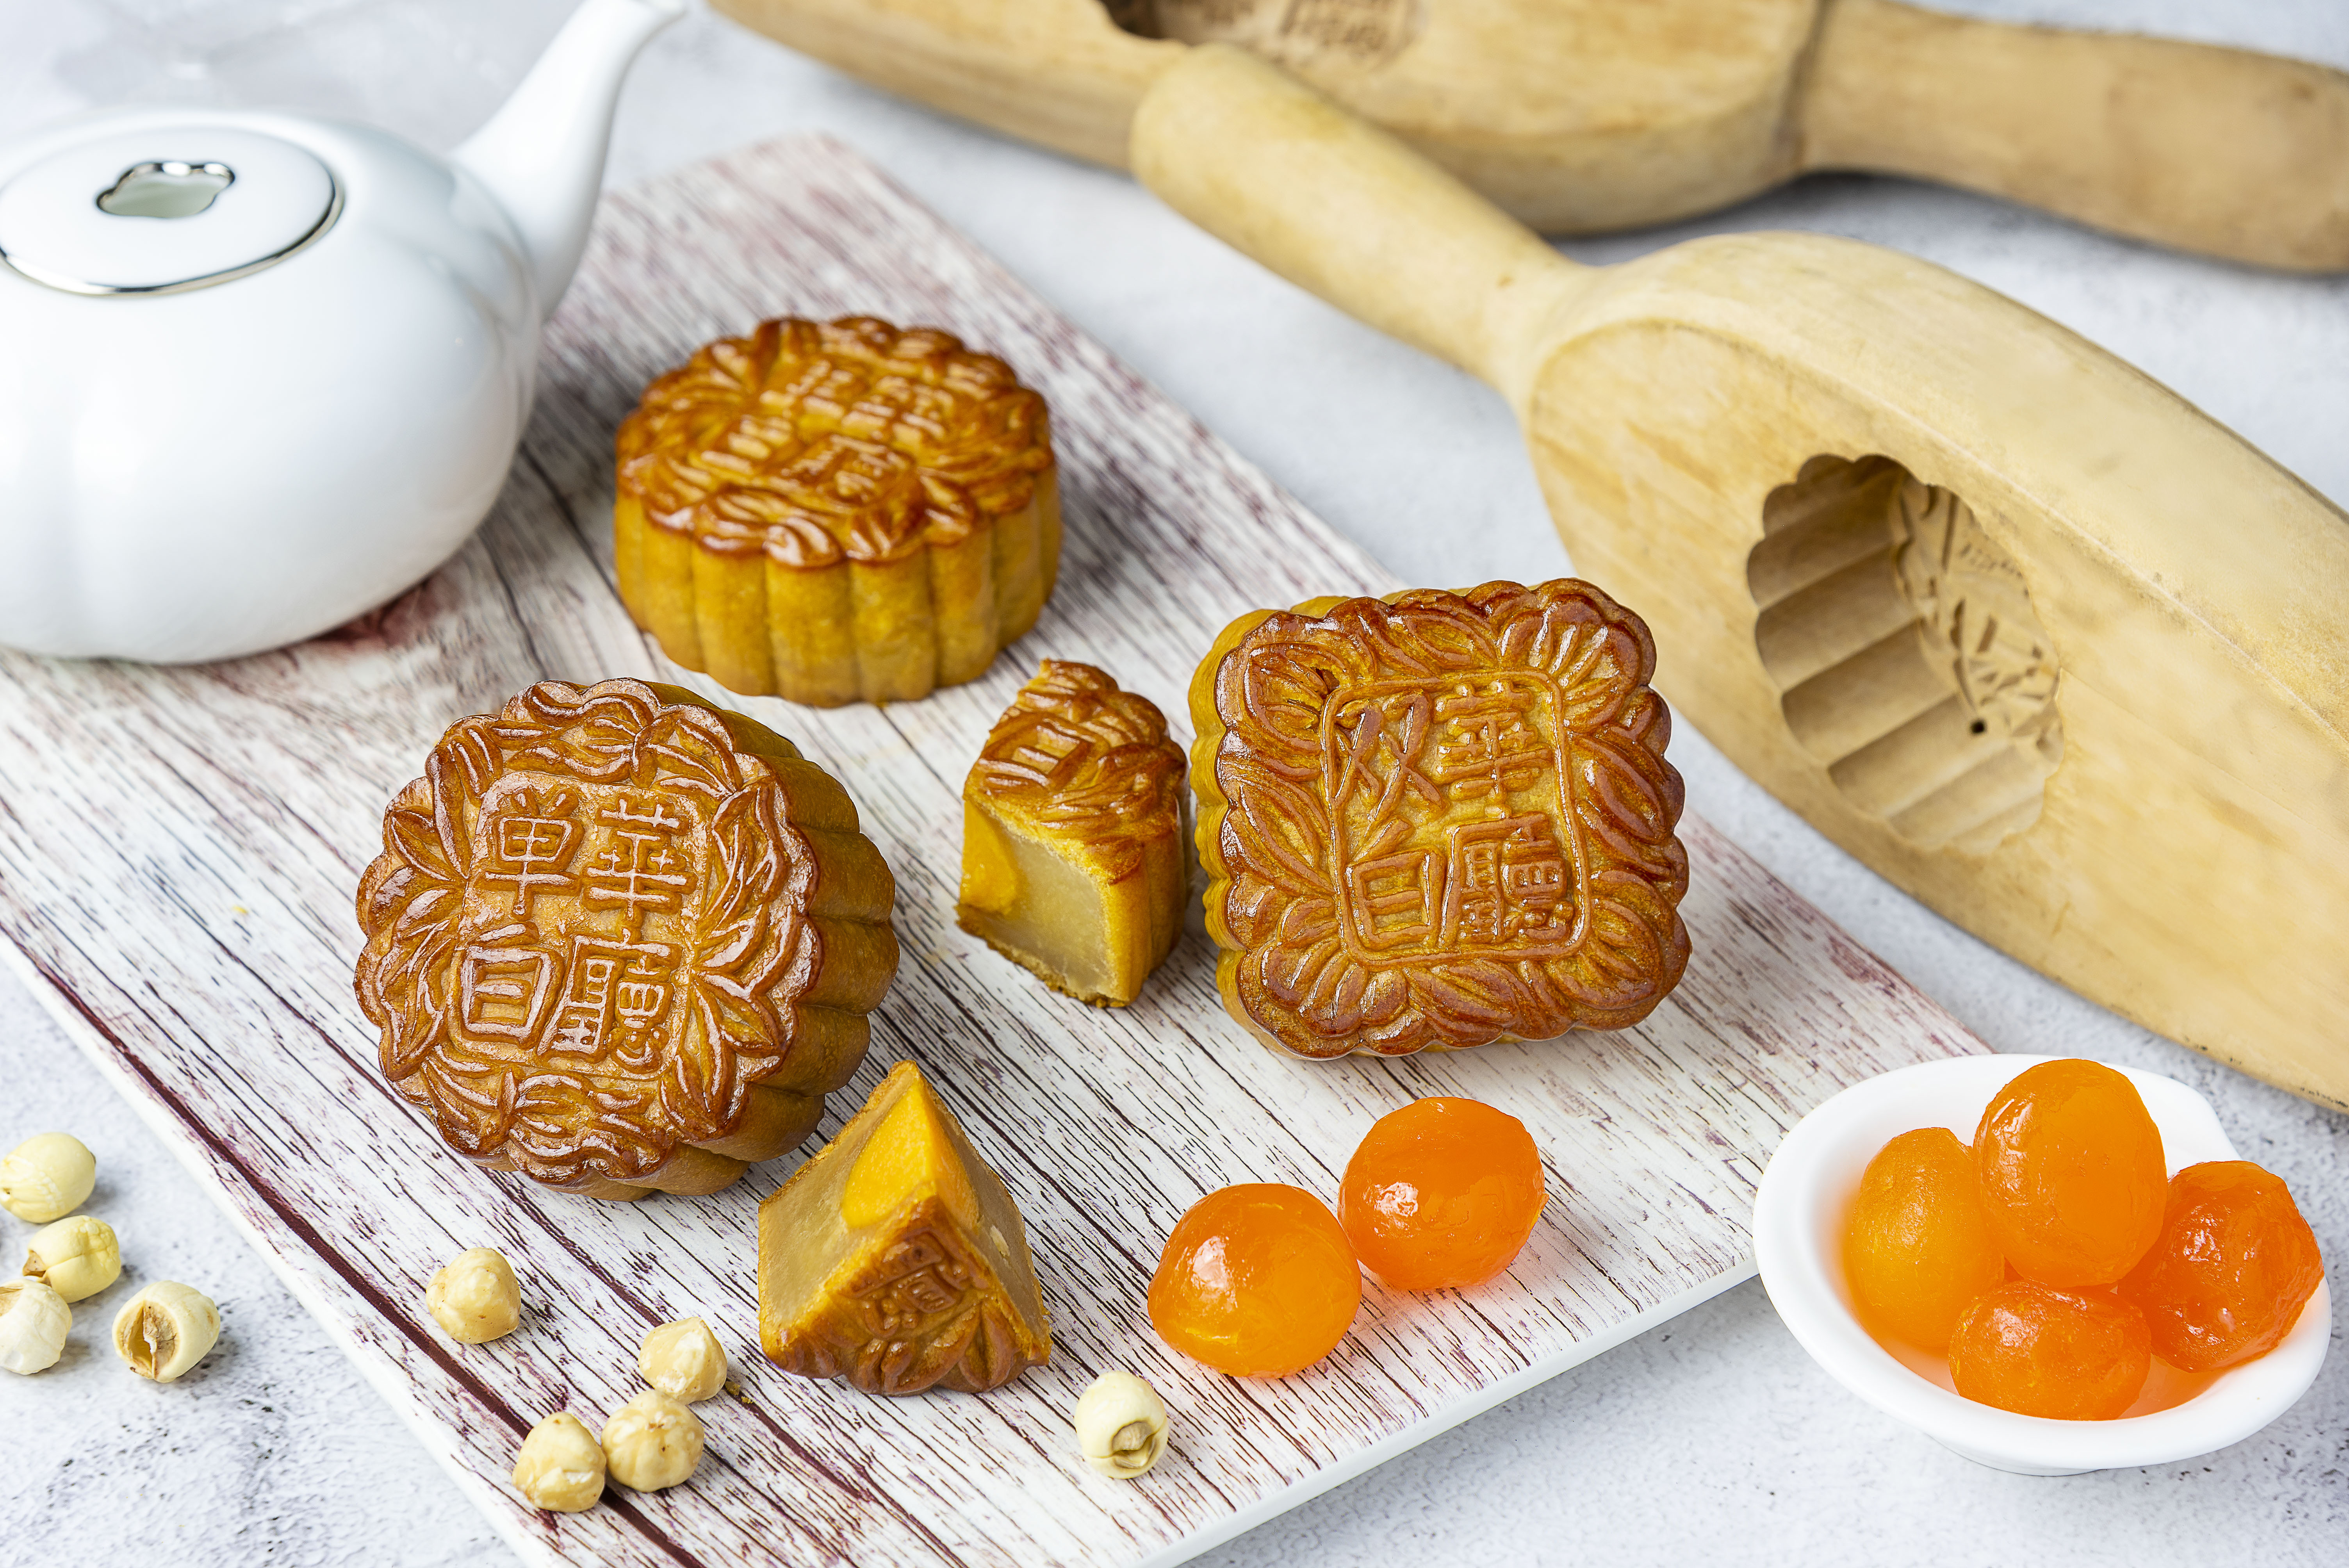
(615, 315, 1060, 707)
(353, 678, 900, 1199)
(1191, 579, 1691, 1058)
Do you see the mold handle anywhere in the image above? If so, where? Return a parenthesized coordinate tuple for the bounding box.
(1128, 45, 1588, 409)
(1802, 0, 2349, 273)
(452, 0, 684, 314)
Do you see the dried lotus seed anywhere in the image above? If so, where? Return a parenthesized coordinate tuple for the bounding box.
(1072, 1370, 1171, 1479)
(426, 1247, 521, 1343)
(602, 1388, 704, 1491)
(637, 1316, 727, 1402)
(512, 1411, 607, 1512)
(112, 1280, 221, 1381)
(23, 1214, 122, 1303)
(0, 1277, 72, 1375)
(1, 1133, 96, 1223)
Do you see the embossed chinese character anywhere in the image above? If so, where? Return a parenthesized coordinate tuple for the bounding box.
(1328, 690, 1440, 832)
(585, 796, 690, 926)
(457, 946, 556, 1041)
(547, 935, 678, 1060)
(1443, 814, 1570, 946)
(477, 788, 585, 919)
(1326, 675, 1570, 962)
(1429, 679, 1551, 805)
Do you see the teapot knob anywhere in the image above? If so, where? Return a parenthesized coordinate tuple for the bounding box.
(96, 160, 237, 220)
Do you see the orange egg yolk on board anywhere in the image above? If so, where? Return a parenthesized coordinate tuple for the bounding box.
(1338, 1098, 1545, 1292)
(1148, 1184, 1361, 1377)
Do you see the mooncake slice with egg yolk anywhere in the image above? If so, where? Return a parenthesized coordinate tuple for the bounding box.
(757, 1060, 1050, 1393)
(957, 660, 1186, 1006)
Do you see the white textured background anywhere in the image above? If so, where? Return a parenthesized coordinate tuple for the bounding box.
(2, 1, 2345, 1563)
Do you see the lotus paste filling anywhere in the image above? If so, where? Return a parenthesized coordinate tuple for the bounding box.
(1192, 579, 1691, 1058)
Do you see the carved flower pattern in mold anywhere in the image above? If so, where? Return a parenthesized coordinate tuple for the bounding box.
(1200, 580, 1691, 1058)
(1148, 0, 1424, 66)
(617, 315, 1053, 569)
(1889, 478, 2061, 758)
(355, 681, 820, 1188)
(970, 661, 1186, 878)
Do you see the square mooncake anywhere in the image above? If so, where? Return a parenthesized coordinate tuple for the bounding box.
(1191, 580, 1691, 1058)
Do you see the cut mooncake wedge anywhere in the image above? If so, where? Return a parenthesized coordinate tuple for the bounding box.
(615, 315, 1060, 707)
(957, 661, 1187, 1006)
(758, 1060, 1051, 1394)
(1191, 579, 1692, 1058)
(353, 679, 899, 1199)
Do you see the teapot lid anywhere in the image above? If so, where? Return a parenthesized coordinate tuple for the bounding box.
(0, 127, 339, 296)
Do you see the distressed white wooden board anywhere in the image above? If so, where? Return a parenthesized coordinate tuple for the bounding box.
(0, 137, 1985, 1568)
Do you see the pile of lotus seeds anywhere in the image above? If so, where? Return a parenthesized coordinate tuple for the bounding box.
(422, 1244, 728, 1511)
(1, 1131, 223, 1382)
(7, 1129, 1176, 1510)
(441, 1244, 1175, 1515)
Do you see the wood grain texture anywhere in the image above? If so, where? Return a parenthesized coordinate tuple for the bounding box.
(0, 137, 1982, 1568)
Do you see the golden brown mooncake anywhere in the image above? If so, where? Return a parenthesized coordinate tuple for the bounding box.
(614, 315, 1061, 707)
(1191, 579, 1691, 1059)
(957, 661, 1187, 1007)
(758, 1060, 1050, 1395)
(353, 679, 899, 1200)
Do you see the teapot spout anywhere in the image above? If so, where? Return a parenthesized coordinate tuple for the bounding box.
(451, 0, 683, 316)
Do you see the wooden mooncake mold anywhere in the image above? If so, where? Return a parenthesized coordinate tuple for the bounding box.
(354, 679, 899, 1199)
(1191, 579, 1691, 1058)
(759, 1060, 1051, 1395)
(957, 661, 1187, 1007)
(615, 315, 1060, 707)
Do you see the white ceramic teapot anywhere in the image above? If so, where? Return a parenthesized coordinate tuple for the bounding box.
(0, 0, 684, 664)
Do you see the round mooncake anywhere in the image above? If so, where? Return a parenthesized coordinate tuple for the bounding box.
(354, 679, 899, 1199)
(615, 315, 1060, 707)
(1191, 578, 1692, 1058)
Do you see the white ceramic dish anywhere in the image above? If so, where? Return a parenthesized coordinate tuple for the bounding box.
(1754, 1053, 2331, 1475)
